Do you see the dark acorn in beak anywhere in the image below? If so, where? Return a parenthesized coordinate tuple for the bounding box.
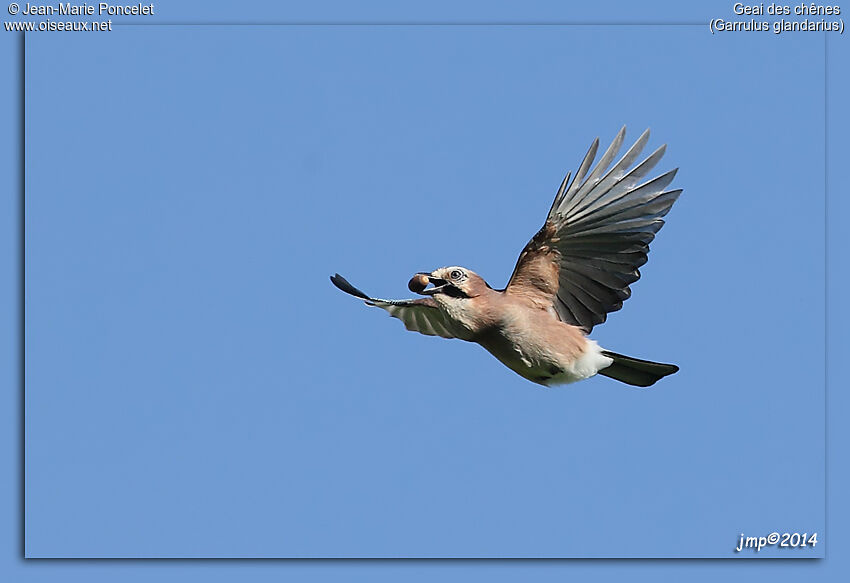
(408, 273, 430, 293)
(408, 272, 449, 295)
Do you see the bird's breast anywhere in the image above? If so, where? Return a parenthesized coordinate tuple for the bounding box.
(475, 309, 609, 386)
(434, 295, 497, 338)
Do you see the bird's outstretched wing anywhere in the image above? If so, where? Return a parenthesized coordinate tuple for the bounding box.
(330, 274, 461, 339)
(505, 127, 682, 334)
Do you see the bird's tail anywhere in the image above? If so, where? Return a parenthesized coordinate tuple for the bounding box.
(598, 351, 678, 387)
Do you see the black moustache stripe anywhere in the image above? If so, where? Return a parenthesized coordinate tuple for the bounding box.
(441, 285, 469, 299)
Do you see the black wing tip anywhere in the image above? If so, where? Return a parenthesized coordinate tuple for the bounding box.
(664, 188, 684, 203)
(330, 273, 371, 301)
(618, 125, 654, 141)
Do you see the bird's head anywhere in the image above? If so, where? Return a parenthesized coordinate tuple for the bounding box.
(408, 266, 489, 299)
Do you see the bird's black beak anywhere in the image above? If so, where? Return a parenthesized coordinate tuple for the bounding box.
(421, 277, 448, 295)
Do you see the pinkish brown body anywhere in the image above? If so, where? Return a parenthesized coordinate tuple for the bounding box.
(422, 267, 612, 386)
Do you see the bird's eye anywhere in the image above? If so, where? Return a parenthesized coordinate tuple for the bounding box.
(450, 269, 463, 281)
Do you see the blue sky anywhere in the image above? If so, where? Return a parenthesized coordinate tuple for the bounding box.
(2, 0, 849, 580)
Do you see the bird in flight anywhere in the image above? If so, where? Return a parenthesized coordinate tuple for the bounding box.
(331, 127, 681, 387)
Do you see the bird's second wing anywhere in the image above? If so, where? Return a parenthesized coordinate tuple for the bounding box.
(504, 127, 682, 333)
(330, 274, 461, 339)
